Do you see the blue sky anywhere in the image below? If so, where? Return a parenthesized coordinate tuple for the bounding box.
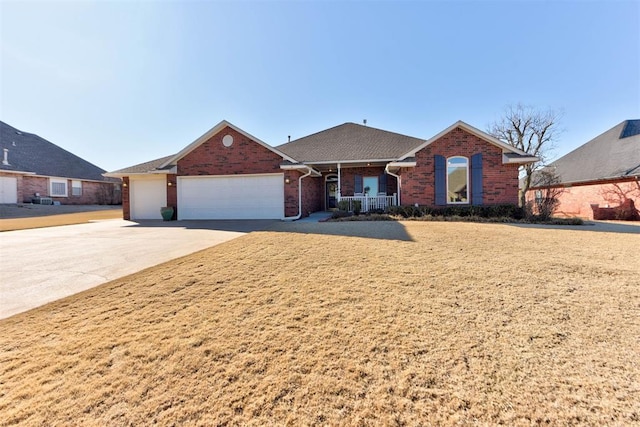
(1, 0, 638, 172)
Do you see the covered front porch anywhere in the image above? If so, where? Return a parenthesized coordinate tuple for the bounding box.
(314, 161, 401, 212)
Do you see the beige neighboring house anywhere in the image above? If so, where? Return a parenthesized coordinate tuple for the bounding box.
(0, 120, 121, 205)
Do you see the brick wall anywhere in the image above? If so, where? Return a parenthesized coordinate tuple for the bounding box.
(282, 171, 322, 218)
(178, 126, 283, 176)
(122, 177, 130, 220)
(166, 174, 177, 220)
(527, 178, 640, 220)
(19, 176, 120, 205)
(401, 127, 520, 206)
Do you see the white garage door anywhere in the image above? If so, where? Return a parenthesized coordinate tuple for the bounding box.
(130, 176, 167, 220)
(0, 177, 18, 204)
(178, 174, 284, 220)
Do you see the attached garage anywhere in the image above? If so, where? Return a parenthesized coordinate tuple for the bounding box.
(130, 176, 167, 220)
(178, 174, 284, 220)
(0, 176, 18, 204)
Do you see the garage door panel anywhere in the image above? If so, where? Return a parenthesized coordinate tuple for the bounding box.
(130, 177, 167, 220)
(0, 177, 18, 204)
(178, 175, 284, 220)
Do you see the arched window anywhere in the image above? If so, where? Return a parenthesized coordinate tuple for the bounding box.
(447, 156, 468, 204)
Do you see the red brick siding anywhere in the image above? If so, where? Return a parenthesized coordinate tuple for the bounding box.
(21, 176, 48, 202)
(166, 174, 177, 220)
(178, 127, 283, 176)
(302, 176, 323, 216)
(401, 127, 520, 206)
(527, 178, 640, 220)
(284, 170, 299, 217)
(16, 175, 121, 205)
(281, 171, 321, 218)
(122, 177, 130, 220)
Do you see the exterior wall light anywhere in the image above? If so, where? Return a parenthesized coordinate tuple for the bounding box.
(285, 178, 291, 184)
(168, 182, 173, 186)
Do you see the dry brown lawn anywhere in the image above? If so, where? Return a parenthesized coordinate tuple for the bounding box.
(1, 221, 638, 426)
(0, 210, 122, 232)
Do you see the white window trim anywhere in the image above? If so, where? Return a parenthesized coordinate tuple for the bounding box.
(50, 178, 68, 197)
(72, 180, 82, 196)
(446, 156, 469, 204)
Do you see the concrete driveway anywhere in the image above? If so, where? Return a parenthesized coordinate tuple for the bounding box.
(0, 219, 276, 319)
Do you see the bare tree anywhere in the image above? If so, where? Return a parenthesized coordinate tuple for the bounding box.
(530, 168, 564, 221)
(488, 104, 563, 207)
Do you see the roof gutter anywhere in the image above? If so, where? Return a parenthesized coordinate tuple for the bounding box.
(384, 162, 415, 206)
(281, 164, 321, 221)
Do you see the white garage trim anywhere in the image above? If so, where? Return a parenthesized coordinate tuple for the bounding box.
(0, 176, 18, 204)
(178, 173, 284, 220)
(130, 175, 167, 220)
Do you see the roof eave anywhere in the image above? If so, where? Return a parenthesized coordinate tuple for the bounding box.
(280, 163, 322, 177)
(503, 155, 539, 164)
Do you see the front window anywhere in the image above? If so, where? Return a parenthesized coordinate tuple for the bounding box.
(363, 177, 379, 196)
(50, 178, 68, 197)
(72, 180, 82, 196)
(447, 157, 468, 204)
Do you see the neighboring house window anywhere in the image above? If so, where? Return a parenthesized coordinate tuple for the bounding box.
(447, 156, 469, 204)
(535, 190, 543, 203)
(50, 178, 68, 197)
(72, 180, 82, 196)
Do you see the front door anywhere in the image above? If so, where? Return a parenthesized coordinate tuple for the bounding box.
(326, 181, 338, 209)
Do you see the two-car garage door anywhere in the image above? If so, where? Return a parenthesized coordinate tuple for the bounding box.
(178, 174, 284, 220)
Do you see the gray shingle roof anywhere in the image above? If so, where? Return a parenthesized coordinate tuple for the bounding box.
(0, 120, 113, 181)
(107, 154, 176, 175)
(277, 123, 425, 163)
(540, 120, 640, 185)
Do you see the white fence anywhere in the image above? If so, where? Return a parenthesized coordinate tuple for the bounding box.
(338, 194, 397, 212)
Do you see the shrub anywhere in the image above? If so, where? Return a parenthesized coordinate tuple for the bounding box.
(353, 200, 362, 216)
(337, 200, 350, 212)
(387, 204, 523, 219)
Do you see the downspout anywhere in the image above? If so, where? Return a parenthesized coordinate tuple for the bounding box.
(283, 166, 314, 221)
(337, 162, 342, 201)
(385, 163, 402, 206)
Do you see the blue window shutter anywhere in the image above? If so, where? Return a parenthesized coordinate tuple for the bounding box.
(471, 153, 483, 205)
(378, 173, 387, 194)
(354, 174, 363, 193)
(435, 155, 446, 205)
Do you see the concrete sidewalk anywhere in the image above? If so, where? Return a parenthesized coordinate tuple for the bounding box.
(0, 219, 275, 319)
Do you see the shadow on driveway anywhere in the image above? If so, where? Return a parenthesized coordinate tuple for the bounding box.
(124, 219, 280, 233)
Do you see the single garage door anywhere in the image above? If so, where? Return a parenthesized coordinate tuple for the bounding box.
(178, 174, 284, 220)
(130, 176, 167, 220)
(0, 176, 18, 204)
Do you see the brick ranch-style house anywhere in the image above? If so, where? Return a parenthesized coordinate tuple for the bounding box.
(527, 119, 640, 220)
(0, 121, 121, 205)
(106, 120, 538, 221)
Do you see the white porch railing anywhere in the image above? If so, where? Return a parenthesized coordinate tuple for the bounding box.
(338, 194, 397, 212)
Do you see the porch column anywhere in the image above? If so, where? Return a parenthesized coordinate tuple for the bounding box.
(337, 163, 342, 201)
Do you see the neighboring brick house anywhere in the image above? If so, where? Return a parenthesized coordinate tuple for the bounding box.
(107, 120, 537, 220)
(0, 121, 121, 205)
(527, 120, 640, 220)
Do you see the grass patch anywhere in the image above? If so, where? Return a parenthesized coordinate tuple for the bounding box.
(0, 221, 637, 425)
(0, 209, 122, 231)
